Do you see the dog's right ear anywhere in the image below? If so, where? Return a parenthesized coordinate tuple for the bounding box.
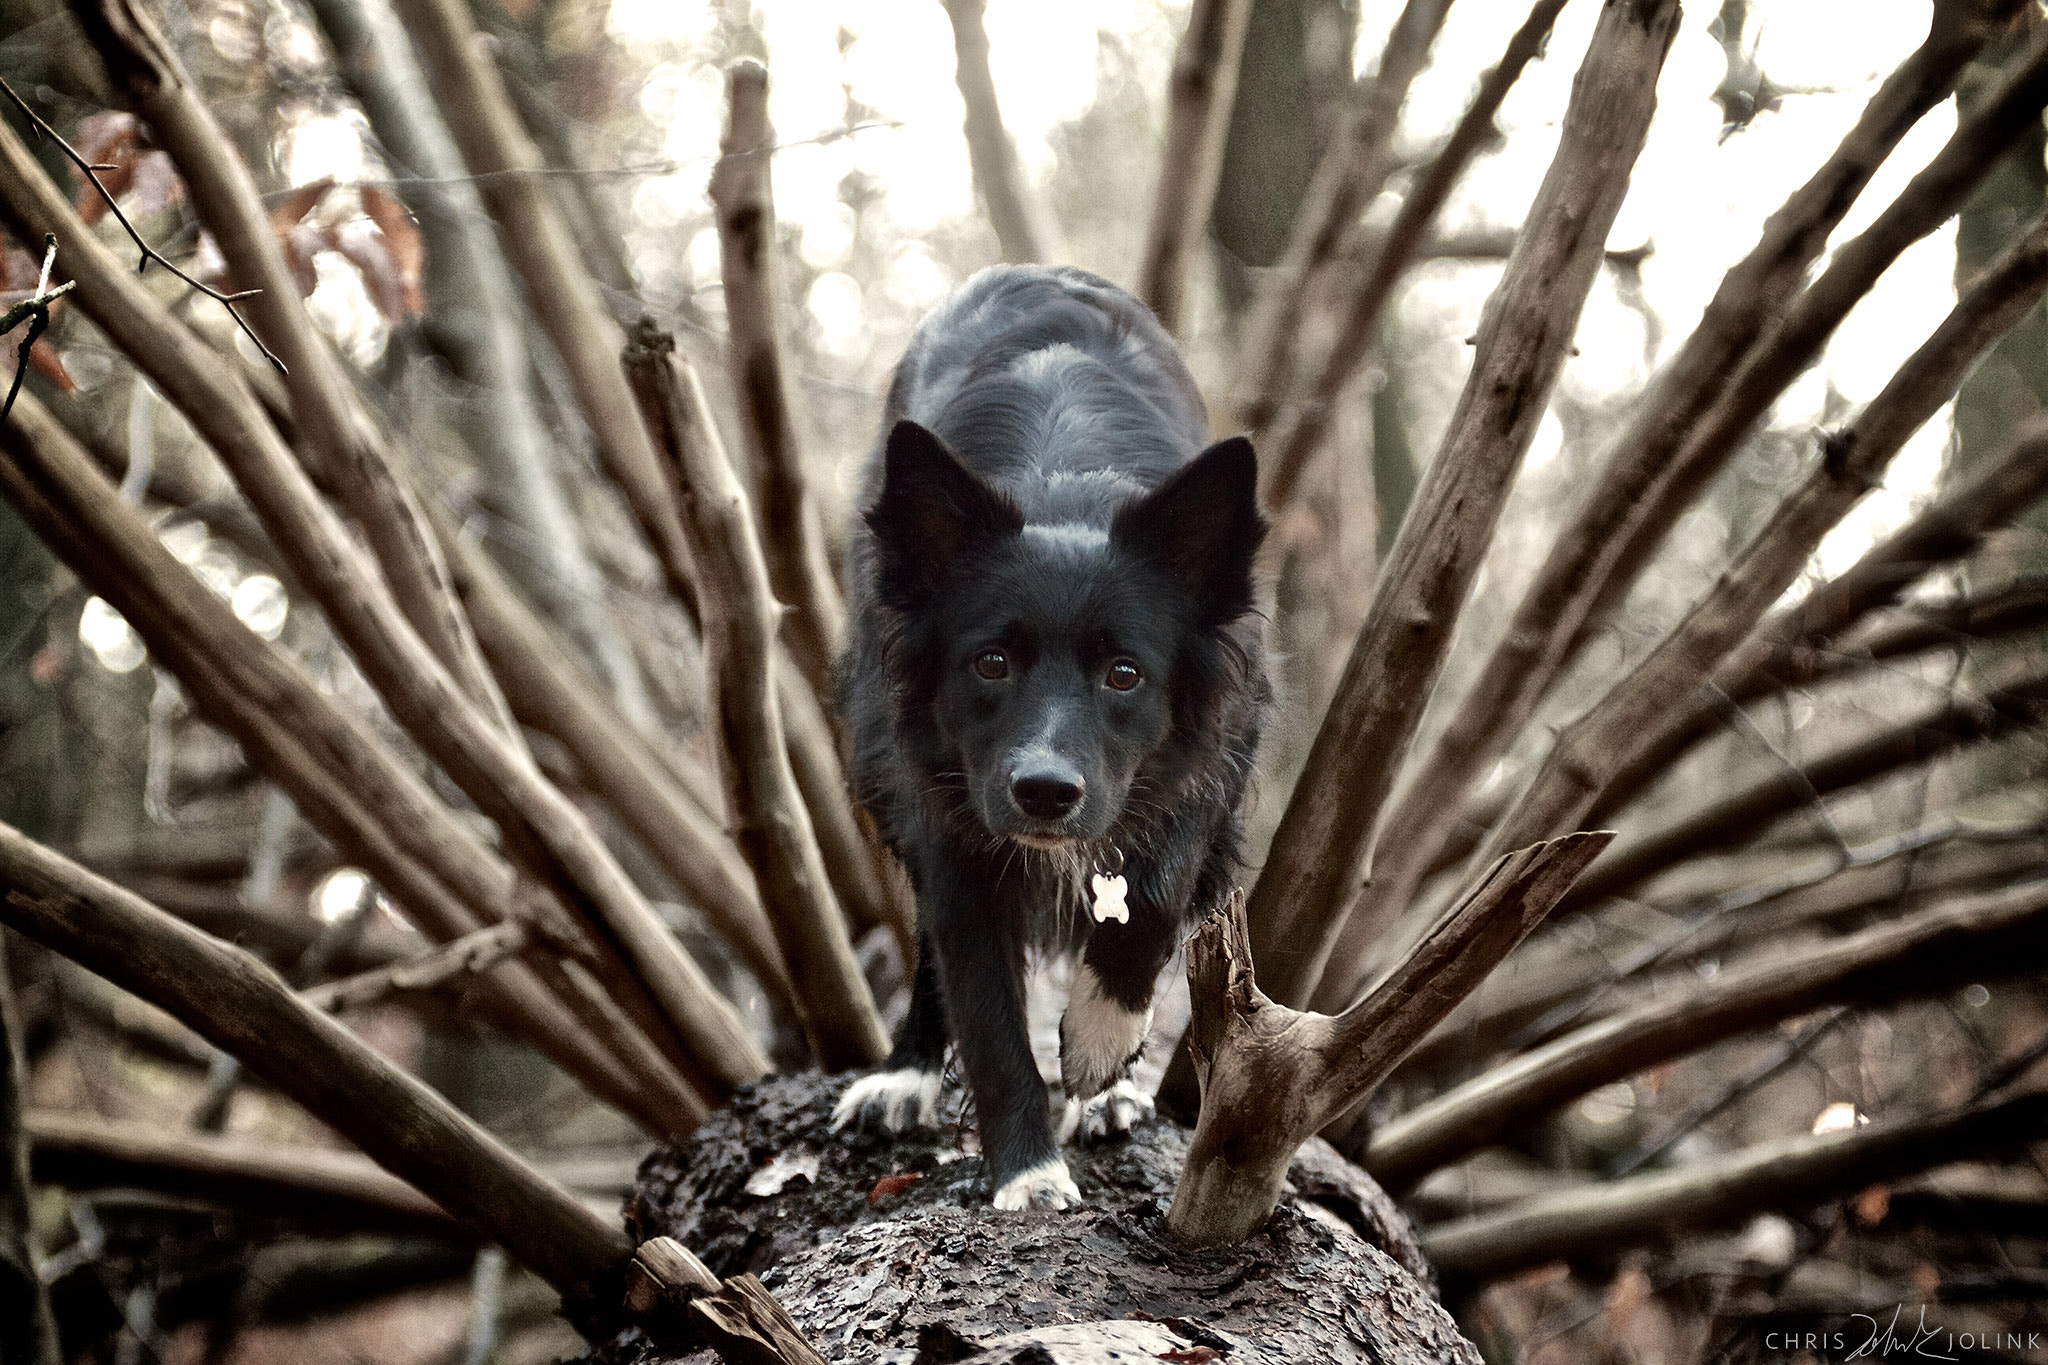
(866, 420, 1023, 608)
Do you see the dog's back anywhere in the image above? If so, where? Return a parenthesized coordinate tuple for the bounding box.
(868, 265, 1208, 509)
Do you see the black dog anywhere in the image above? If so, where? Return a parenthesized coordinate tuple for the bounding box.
(833, 265, 1269, 1210)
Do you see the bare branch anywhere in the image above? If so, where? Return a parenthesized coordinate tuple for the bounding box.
(0, 112, 770, 1098)
(1559, 667, 2048, 917)
(0, 73, 281, 371)
(1136, 0, 1253, 336)
(439, 513, 796, 1005)
(940, 0, 1064, 264)
(710, 62, 848, 706)
(1245, 0, 1680, 1010)
(1169, 833, 1610, 1248)
(1258, 0, 1571, 508)
(303, 0, 648, 716)
(64, 3, 517, 735)
(1592, 419, 2048, 822)
(27, 1111, 457, 1231)
(626, 326, 887, 1070)
(302, 922, 530, 1015)
(1366, 874, 2048, 1189)
(383, 0, 706, 633)
(1354, 5, 2035, 967)
(1478, 201, 2048, 872)
(0, 822, 630, 1307)
(0, 389, 706, 1134)
(1388, 822, 2048, 1087)
(1422, 1088, 2048, 1280)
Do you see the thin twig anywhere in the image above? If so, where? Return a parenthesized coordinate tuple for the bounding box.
(0, 75, 281, 371)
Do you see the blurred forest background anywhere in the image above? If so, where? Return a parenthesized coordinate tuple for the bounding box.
(1, 0, 2046, 1361)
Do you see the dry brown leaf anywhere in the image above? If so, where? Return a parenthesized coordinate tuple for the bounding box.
(866, 1172, 922, 1207)
(360, 186, 425, 318)
(1851, 1182, 1890, 1228)
(26, 340, 77, 392)
(271, 176, 336, 234)
(71, 111, 138, 223)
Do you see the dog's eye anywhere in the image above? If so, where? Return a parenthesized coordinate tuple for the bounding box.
(1105, 660, 1142, 692)
(973, 649, 1010, 681)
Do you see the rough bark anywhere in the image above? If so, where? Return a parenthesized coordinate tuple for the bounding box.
(1258, 0, 1572, 509)
(709, 62, 848, 706)
(1347, 3, 2030, 980)
(1473, 201, 2048, 877)
(1365, 874, 2048, 1189)
(1136, 0, 1253, 336)
(1245, 0, 1679, 1011)
(0, 821, 630, 1311)
(579, 1074, 1470, 1365)
(1172, 834, 1610, 1248)
(625, 327, 887, 1070)
(941, 0, 1065, 264)
(1422, 1088, 2048, 1279)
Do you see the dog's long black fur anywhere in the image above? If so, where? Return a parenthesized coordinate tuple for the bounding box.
(836, 265, 1270, 1210)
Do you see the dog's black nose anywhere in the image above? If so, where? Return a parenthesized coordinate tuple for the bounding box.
(1011, 767, 1084, 821)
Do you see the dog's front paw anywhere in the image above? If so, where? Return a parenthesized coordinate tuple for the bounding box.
(831, 1068, 944, 1133)
(1058, 967, 1152, 1106)
(991, 1157, 1082, 1211)
(1061, 1076, 1153, 1144)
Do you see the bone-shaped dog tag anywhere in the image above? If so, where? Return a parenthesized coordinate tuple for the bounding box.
(1089, 873, 1129, 924)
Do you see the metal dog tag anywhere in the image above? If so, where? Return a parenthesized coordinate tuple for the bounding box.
(1089, 873, 1129, 924)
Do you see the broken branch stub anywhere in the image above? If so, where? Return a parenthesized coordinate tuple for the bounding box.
(1169, 833, 1611, 1248)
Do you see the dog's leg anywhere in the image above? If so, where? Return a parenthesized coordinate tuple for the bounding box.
(1059, 902, 1177, 1141)
(929, 892, 1078, 1211)
(832, 930, 949, 1133)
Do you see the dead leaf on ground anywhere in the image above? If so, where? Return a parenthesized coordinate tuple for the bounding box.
(867, 1172, 922, 1206)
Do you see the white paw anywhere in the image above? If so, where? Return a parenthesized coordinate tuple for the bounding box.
(991, 1157, 1081, 1212)
(1058, 967, 1152, 1104)
(831, 1069, 943, 1133)
(1061, 1076, 1153, 1143)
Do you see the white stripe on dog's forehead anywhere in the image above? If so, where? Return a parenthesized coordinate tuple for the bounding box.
(1023, 522, 1109, 550)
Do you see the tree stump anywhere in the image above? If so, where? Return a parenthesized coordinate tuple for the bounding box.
(580, 1074, 1478, 1364)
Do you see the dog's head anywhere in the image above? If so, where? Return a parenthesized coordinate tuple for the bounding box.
(866, 419, 1265, 848)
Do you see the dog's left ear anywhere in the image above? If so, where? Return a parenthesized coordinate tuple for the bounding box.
(1112, 436, 1265, 623)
